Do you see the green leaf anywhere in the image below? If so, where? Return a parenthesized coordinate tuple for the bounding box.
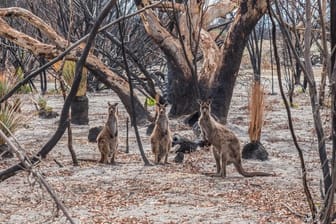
(145, 97, 156, 106)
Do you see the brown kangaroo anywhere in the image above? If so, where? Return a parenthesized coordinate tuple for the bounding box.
(150, 103, 172, 164)
(97, 102, 119, 164)
(198, 100, 272, 178)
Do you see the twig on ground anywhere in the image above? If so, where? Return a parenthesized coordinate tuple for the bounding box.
(0, 123, 75, 224)
(126, 117, 129, 153)
(281, 202, 307, 219)
(53, 159, 64, 168)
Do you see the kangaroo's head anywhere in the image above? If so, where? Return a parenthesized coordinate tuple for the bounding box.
(155, 103, 169, 130)
(156, 103, 168, 117)
(198, 99, 211, 117)
(108, 102, 118, 118)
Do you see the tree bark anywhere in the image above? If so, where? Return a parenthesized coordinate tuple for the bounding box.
(211, 1, 268, 123)
(166, 59, 199, 117)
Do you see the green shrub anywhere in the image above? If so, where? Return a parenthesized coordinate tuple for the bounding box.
(0, 101, 23, 145)
(0, 79, 23, 145)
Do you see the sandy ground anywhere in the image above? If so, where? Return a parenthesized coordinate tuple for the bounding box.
(0, 73, 330, 223)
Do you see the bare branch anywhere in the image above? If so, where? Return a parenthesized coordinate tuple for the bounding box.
(268, 2, 317, 220)
(0, 7, 67, 48)
(0, 18, 57, 57)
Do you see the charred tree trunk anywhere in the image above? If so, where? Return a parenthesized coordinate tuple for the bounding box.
(211, 2, 267, 123)
(332, 0, 336, 167)
(331, 0, 336, 72)
(210, 72, 236, 123)
(71, 95, 89, 125)
(167, 59, 199, 117)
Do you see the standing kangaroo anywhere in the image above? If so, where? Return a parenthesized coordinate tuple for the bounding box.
(150, 103, 172, 164)
(97, 102, 119, 164)
(198, 100, 271, 178)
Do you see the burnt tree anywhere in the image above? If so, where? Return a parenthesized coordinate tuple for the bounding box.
(135, 0, 268, 123)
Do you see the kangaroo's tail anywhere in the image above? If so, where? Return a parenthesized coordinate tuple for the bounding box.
(234, 161, 272, 177)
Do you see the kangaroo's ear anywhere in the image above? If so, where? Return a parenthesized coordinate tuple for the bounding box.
(108, 102, 111, 107)
(113, 103, 118, 107)
(197, 99, 202, 105)
(206, 99, 212, 105)
(163, 103, 168, 107)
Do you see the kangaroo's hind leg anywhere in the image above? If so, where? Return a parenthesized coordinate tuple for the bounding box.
(109, 141, 117, 165)
(164, 141, 171, 164)
(152, 141, 160, 164)
(98, 139, 109, 164)
(212, 147, 221, 175)
(220, 152, 227, 178)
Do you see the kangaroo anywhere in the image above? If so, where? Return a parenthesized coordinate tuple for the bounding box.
(150, 103, 172, 164)
(198, 100, 272, 178)
(97, 102, 119, 164)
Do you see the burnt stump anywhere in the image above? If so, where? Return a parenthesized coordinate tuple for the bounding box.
(88, 126, 103, 142)
(71, 95, 89, 125)
(242, 141, 268, 161)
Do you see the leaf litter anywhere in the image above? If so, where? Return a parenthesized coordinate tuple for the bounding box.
(0, 79, 328, 223)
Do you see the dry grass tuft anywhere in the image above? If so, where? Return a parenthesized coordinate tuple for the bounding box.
(248, 81, 265, 142)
